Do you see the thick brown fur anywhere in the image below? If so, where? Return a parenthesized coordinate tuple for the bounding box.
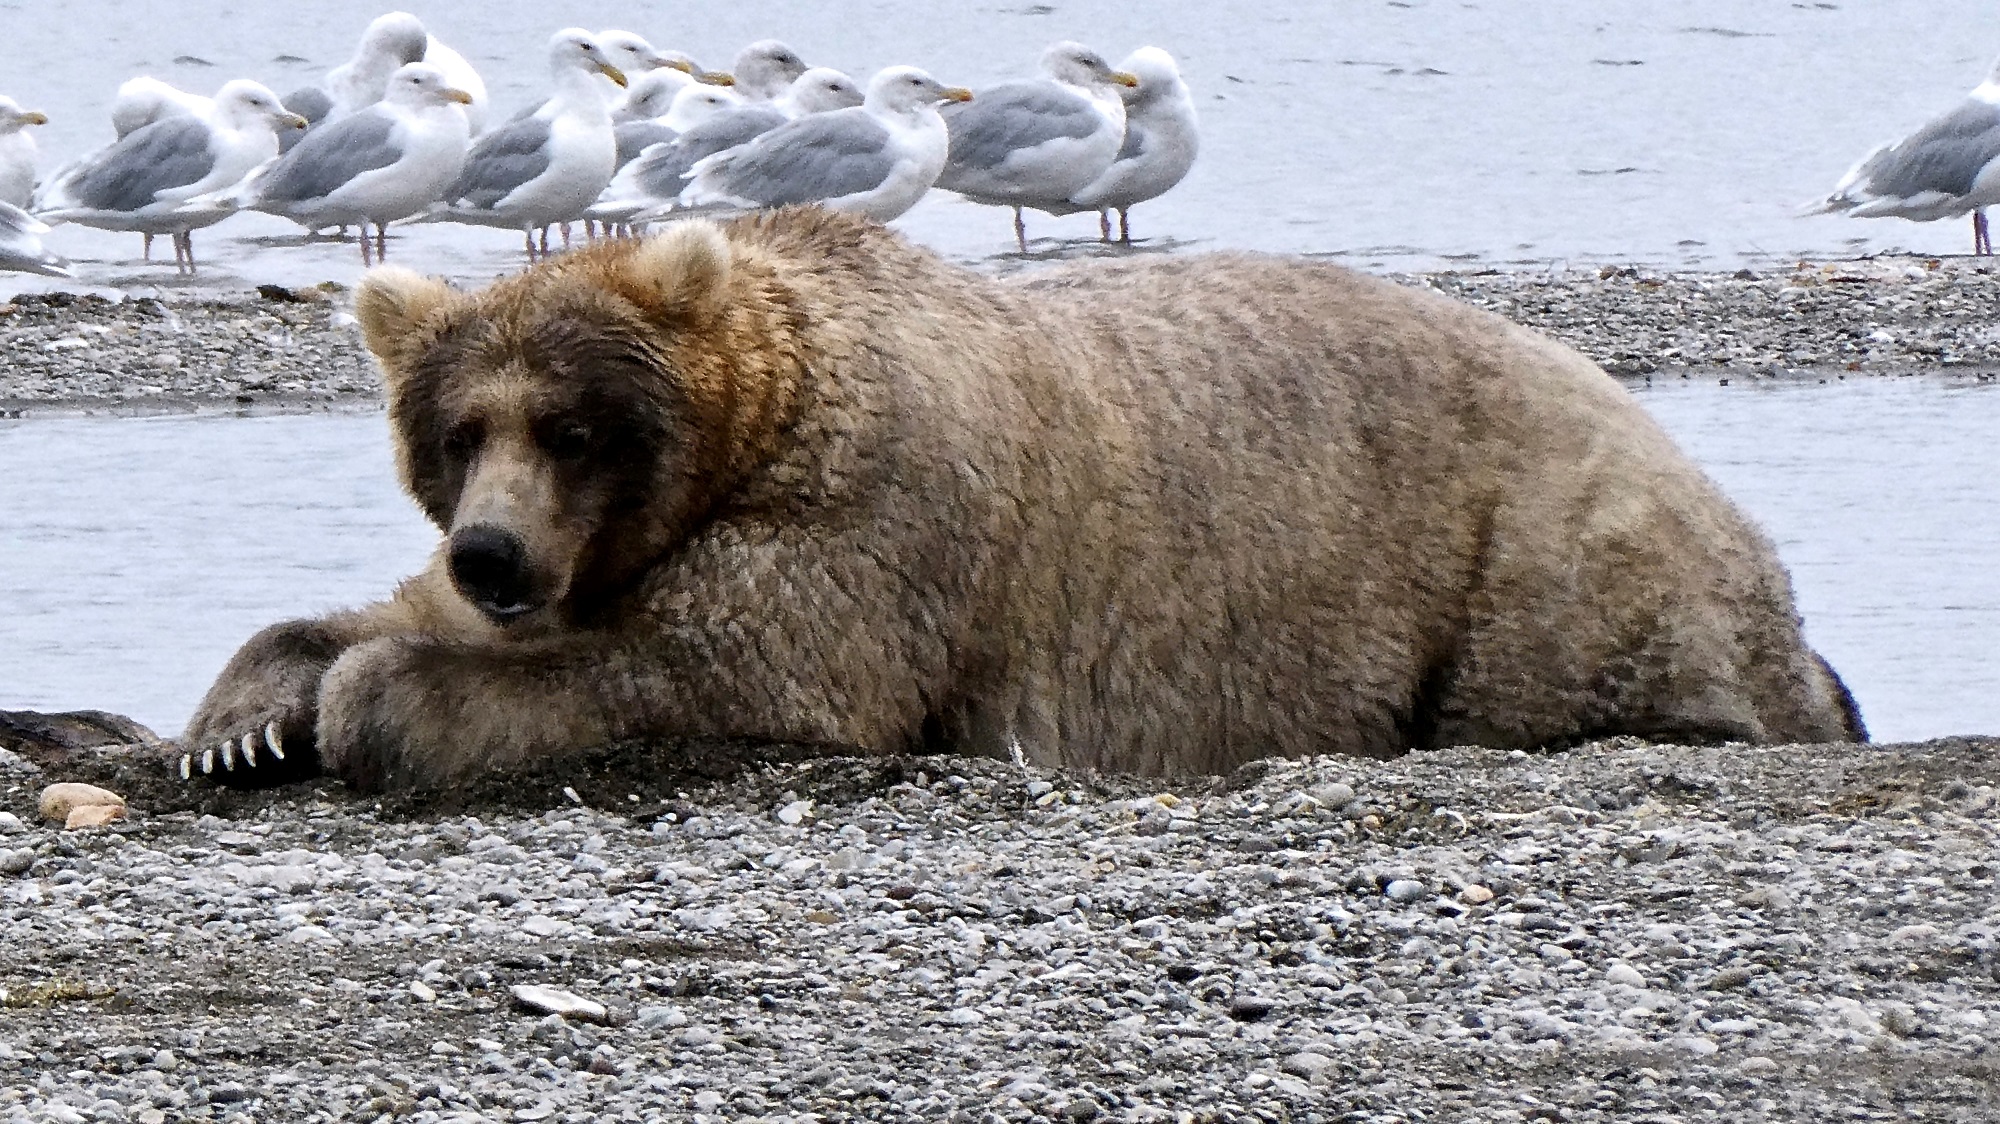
(185, 209, 1864, 791)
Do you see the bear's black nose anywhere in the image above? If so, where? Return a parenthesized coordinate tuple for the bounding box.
(449, 525, 537, 622)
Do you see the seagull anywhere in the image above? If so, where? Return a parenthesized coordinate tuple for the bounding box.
(593, 69, 860, 225)
(0, 96, 48, 209)
(205, 63, 473, 264)
(109, 77, 211, 139)
(274, 86, 335, 154)
(731, 40, 810, 102)
(0, 202, 71, 277)
(324, 11, 430, 121)
(675, 66, 971, 222)
(1058, 47, 1198, 243)
(428, 28, 627, 260)
(937, 41, 1138, 251)
(421, 32, 489, 133)
(35, 80, 308, 272)
(611, 69, 740, 169)
(1808, 52, 2000, 254)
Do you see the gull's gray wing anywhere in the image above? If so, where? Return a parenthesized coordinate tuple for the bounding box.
(706, 111, 895, 205)
(60, 116, 218, 211)
(445, 116, 552, 207)
(615, 120, 678, 168)
(943, 81, 1100, 170)
(1856, 99, 2000, 198)
(254, 108, 404, 204)
(628, 105, 787, 193)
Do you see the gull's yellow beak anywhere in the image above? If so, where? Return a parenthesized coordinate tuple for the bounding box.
(1112, 71, 1140, 88)
(280, 112, 310, 129)
(697, 70, 736, 87)
(598, 62, 629, 88)
(942, 87, 974, 103)
(444, 87, 475, 105)
(22, 111, 47, 126)
(663, 58, 697, 74)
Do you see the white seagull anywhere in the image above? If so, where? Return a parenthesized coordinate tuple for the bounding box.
(1059, 47, 1199, 243)
(594, 69, 860, 224)
(211, 63, 474, 264)
(731, 40, 811, 102)
(936, 41, 1138, 251)
(1808, 53, 2000, 254)
(675, 66, 971, 223)
(35, 80, 308, 271)
(0, 96, 48, 209)
(428, 28, 627, 259)
(109, 77, 211, 140)
(324, 11, 431, 121)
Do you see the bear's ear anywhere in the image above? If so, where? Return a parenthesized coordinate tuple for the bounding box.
(624, 221, 732, 323)
(355, 267, 458, 368)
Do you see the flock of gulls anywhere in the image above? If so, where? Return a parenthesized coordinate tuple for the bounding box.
(0, 13, 1202, 277)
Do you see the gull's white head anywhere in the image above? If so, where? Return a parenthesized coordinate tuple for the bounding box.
(549, 28, 628, 88)
(383, 62, 476, 109)
(359, 12, 429, 66)
(1117, 47, 1189, 108)
(213, 80, 311, 132)
(733, 40, 810, 100)
(621, 69, 697, 118)
(1040, 41, 1139, 92)
(0, 95, 47, 134)
(783, 68, 865, 116)
(865, 66, 974, 114)
(664, 84, 744, 131)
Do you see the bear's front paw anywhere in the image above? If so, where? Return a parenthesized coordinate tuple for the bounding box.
(180, 618, 345, 789)
(314, 638, 457, 793)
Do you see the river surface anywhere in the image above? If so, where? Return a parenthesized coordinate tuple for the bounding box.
(1, 378, 1994, 744)
(5, 0, 2000, 294)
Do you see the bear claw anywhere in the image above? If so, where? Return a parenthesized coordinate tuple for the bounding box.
(221, 740, 236, 771)
(266, 722, 285, 760)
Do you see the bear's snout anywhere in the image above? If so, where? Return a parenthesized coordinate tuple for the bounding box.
(449, 525, 540, 623)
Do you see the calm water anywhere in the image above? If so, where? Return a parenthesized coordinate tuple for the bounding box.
(3, 0, 2000, 293)
(1, 379, 1995, 743)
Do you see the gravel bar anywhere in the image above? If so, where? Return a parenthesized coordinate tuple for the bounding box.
(1, 735, 1996, 1122)
(6, 255, 2000, 413)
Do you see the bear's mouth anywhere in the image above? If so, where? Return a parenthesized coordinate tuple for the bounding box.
(472, 599, 542, 626)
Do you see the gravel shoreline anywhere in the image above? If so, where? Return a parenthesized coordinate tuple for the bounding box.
(4, 254, 2000, 412)
(1, 735, 1995, 1122)
(4, 257, 1996, 1121)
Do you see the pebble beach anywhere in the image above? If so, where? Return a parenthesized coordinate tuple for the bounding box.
(1, 255, 1996, 1122)
(5, 255, 2000, 413)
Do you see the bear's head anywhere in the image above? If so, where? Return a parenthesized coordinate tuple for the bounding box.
(354, 221, 811, 631)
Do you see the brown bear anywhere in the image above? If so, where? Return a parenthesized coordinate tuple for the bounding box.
(182, 208, 1863, 791)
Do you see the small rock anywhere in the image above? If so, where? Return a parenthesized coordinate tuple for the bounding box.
(37, 782, 125, 823)
(1384, 878, 1427, 903)
(1737, 1056, 1781, 1077)
(1604, 961, 1647, 988)
(0, 848, 33, 875)
(945, 1007, 985, 1025)
(1226, 996, 1276, 1022)
(775, 799, 813, 825)
(510, 984, 609, 1024)
(1458, 883, 1496, 905)
(1280, 1051, 1335, 1079)
(1312, 782, 1356, 807)
(1707, 965, 1758, 991)
(409, 980, 437, 1002)
(0, 811, 22, 833)
(636, 1005, 687, 1030)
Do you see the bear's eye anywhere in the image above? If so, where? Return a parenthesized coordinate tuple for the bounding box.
(443, 419, 483, 459)
(542, 421, 593, 461)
